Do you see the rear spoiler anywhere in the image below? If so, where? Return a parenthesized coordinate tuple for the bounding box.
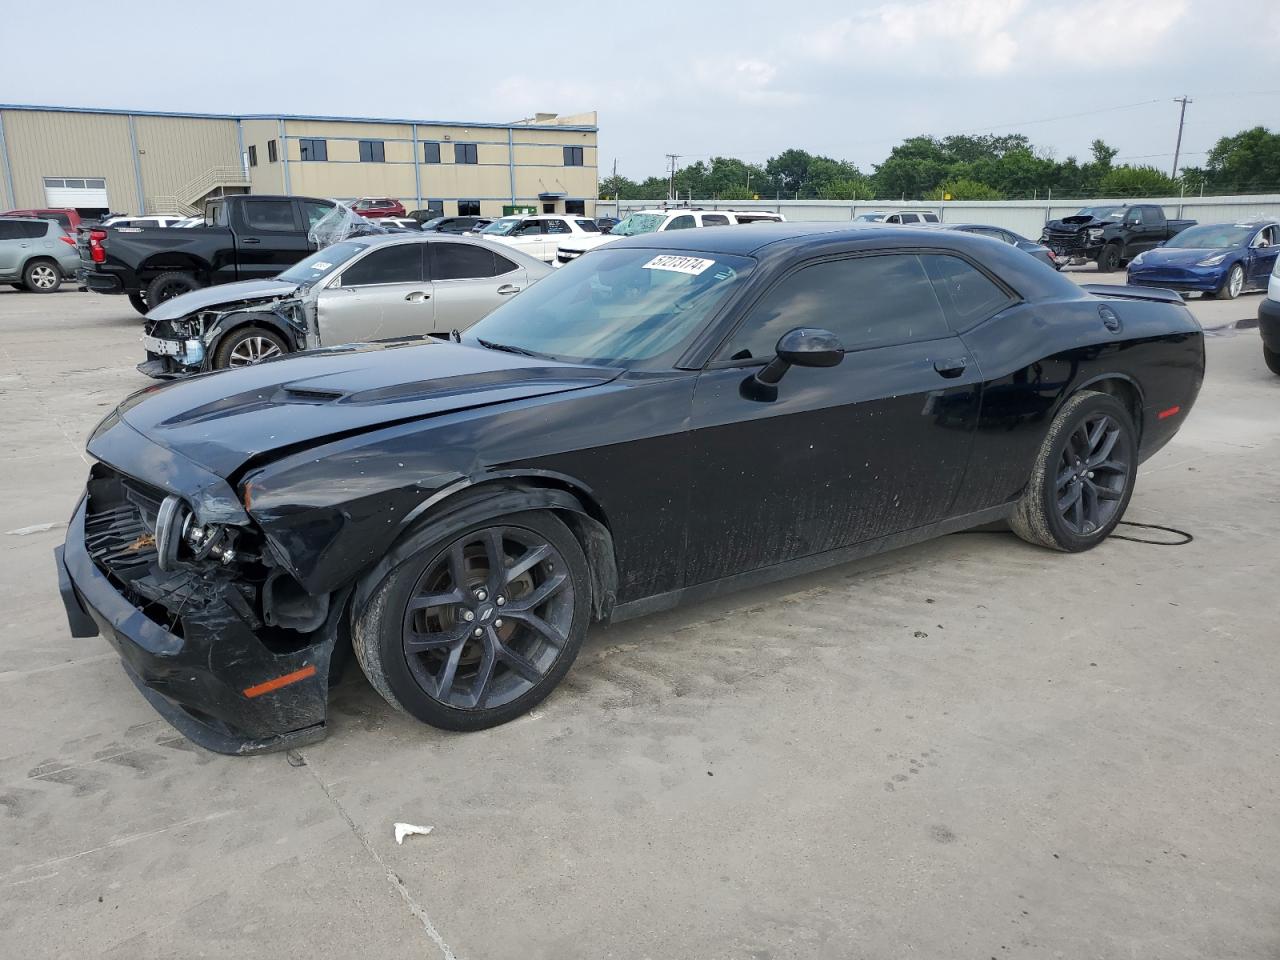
(1080, 283, 1186, 306)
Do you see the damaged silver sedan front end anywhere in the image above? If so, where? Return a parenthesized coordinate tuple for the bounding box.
(139, 281, 314, 378)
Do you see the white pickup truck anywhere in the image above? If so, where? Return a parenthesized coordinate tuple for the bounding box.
(554, 208, 785, 266)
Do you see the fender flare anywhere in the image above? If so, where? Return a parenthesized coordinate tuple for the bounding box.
(349, 478, 618, 626)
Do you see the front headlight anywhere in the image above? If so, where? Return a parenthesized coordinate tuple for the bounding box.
(1197, 253, 1227, 267)
(1088, 228, 1104, 239)
(1130, 253, 1146, 267)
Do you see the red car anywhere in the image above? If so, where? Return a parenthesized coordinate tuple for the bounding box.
(3, 208, 83, 232)
(351, 198, 406, 219)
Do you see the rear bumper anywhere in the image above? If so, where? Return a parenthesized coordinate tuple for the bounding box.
(1259, 297, 1280, 351)
(55, 496, 335, 755)
(84, 271, 125, 294)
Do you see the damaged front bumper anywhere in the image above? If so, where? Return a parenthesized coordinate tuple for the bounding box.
(55, 465, 345, 755)
(139, 334, 207, 379)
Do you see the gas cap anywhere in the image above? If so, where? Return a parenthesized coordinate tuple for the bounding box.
(1098, 305, 1122, 333)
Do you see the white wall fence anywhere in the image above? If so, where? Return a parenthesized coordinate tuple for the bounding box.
(595, 196, 1280, 239)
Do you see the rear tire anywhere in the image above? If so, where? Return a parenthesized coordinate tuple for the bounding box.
(1264, 346, 1280, 376)
(212, 326, 289, 369)
(23, 259, 61, 293)
(128, 291, 149, 315)
(145, 271, 199, 307)
(1216, 264, 1244, 300)
(1010, 391, 1137, 552)
(353, 510, 590, 731)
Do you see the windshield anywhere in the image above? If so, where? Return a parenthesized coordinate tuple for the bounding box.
(1164, 223, 1256, 250)
(465, 247, 754, 365)
(480, 218, 522, 236)
(610, 213, 666, 237)
(1075, 206, 1124, 220)
(277, 242, 365, 284)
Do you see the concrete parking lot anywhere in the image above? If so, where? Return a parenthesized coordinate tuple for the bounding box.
(2, 277, 1278, 959)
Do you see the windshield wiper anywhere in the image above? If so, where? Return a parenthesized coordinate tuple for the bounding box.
(476, 337, 543, 358)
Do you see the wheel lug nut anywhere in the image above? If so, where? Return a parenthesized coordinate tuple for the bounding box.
(494, 619, 503, 628)
(473, 627, 483, 638)
(475, 589, 487, 601)
(462, 610, 474, 622)
(1087, 471, 1094, 479)
(496, 596, 505, 606)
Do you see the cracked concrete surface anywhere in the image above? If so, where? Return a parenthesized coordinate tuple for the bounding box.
(1, 280, 1277, 958)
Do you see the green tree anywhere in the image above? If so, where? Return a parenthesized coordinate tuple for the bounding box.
(1202, 127, 1280, 193)
(765, 148, 814, 196)
(939, 178, 1004, 200)
(716, 185, 755, 200)
(1097, 165, 1178, 197)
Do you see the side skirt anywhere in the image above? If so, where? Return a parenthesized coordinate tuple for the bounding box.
(609, 504, 1013, 624)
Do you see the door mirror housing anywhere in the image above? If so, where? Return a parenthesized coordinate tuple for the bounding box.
(743, 328, 844, 401)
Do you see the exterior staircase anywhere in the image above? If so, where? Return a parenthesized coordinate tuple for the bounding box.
(149, 165, 251, 216)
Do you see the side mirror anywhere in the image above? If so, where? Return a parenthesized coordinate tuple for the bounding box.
(743, 328, 844, 401)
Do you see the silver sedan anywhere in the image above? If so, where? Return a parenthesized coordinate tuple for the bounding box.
(138, 234, 552, 377)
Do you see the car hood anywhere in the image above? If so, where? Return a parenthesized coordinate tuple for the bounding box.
(1133, 247, 1233, 268)
(1044, 215, 1110, 232)
(145, 279, 301, 321)
(104, 339, 621, 479)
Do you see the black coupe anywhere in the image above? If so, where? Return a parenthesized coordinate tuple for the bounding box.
(56, 224, 1205, 753)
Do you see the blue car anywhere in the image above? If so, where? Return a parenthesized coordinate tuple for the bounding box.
(1127, 220, 1280, 299)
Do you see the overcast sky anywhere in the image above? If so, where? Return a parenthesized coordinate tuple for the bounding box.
(2, 1, 1276, 180)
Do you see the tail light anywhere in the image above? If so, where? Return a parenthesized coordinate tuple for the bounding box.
(60, 235, 77, 247)
(89, 228, 107, 263)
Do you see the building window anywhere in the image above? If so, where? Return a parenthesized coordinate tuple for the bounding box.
(267, 139, 278, 163)
(563, 146, 585, 166)
(454, 143, 478, 164)
(565, 199, 586, 215)
(359, 140, 385, 163)
(248, 145, 258, 167)
(299, 138, 328, 162)
(457, 200, 481, 216)
(423, 142, 441, 164)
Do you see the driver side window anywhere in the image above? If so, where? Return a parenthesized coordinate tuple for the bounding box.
(717, 254, 951, 362)
(339, 244, 424, 286)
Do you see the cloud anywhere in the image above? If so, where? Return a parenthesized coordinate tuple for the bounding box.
(797, 0, 1189, 77)
(693, 58, 806, 106)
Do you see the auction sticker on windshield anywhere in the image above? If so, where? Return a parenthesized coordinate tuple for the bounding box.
(642, 255, 716, 276)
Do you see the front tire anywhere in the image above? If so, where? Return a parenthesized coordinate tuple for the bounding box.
(1264, 345, 1280, 376)
(353, 511, 590, 731)
(1096, 244, 1122, 273)
(128, 291, 149, 315)
(1011, 391, 1137, 552)
(1216, 264, 1244, 300)
(212, 326, 289, 369)
(145, 270, 200, 307)
(23, 259, 61, 293)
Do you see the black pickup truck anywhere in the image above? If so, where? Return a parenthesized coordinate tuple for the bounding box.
(80, 195, 342, 314)
(1040, 204, 1196, 272)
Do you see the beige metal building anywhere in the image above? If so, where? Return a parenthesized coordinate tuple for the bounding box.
(0, 104, 598, 219)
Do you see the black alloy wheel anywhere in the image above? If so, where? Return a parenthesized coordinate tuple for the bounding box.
(128, 291, 149, 315)
(1096, 244, 1121, 273)
(1054, 413, 1129, 537)
(1011, 390, 1137, 551)
(401, 526, 574, 711)
(354, 511, 590, 730)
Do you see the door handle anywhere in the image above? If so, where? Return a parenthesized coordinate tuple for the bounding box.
(933, 357, 967, 378)
(404, 291, 431, 302)
(241, 237, 261, 244)
(496, 284, 521, 295)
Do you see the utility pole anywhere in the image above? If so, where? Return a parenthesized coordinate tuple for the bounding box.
(1171, 96, 1192, 180)
(665, 154, 680, 203)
